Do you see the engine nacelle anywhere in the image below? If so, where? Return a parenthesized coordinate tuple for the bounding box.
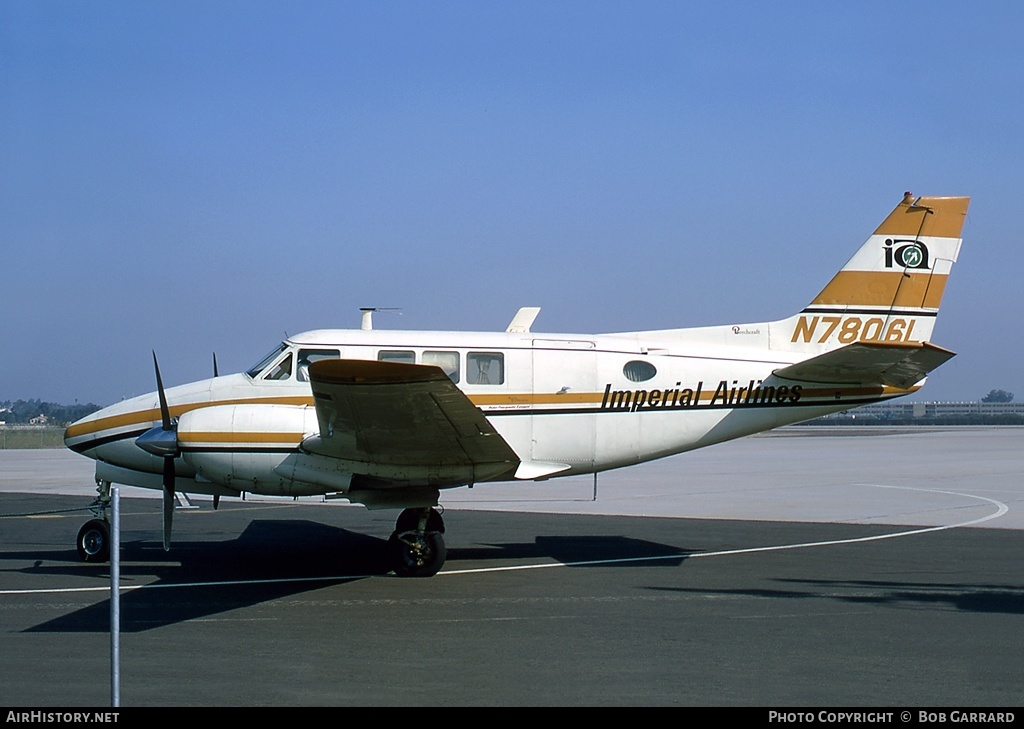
(179, 403, 333, 496)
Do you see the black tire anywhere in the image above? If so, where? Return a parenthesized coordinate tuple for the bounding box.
(391, 530, 446, 578)
(77, 519, 110, 563)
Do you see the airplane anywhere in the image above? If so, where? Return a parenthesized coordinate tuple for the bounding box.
(64, 192, 970, 577)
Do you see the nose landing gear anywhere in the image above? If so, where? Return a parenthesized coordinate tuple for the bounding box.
(76, 478, 112, 563)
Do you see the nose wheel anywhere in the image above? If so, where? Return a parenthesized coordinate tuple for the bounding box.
(77, 519, 111, 562)
(390, 507, 446, 577)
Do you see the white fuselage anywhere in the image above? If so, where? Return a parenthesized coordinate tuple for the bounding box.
(64, 324, 904, 502)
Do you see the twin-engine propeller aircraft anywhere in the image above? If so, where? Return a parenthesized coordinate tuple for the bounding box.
(65, 192, 969, 576)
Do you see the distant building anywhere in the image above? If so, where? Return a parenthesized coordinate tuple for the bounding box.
(816, 400, 1024, 421)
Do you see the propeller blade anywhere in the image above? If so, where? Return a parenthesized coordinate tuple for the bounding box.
(136, 351, 180, 456)
(213, 352, 219, 378)
(152, 351, 172, 431)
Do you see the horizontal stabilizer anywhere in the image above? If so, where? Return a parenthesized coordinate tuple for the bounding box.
(773, 341, 956, 389)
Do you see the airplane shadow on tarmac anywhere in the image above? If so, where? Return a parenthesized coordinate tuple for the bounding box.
(13, 510, 691, 633)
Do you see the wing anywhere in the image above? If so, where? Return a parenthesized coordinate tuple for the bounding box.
(773, 341, 956, 389)
(303, 359, 520, 487)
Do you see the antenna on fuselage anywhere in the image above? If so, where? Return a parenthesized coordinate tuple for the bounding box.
(360, 307, 402, 331)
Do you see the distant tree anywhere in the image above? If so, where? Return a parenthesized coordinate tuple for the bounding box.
(981, 389, 1014, 403)
(0, 399, 101, 425)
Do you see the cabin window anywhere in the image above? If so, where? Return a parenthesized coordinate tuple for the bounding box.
(297, 349, 340, 382)
(378, 350, 415, 364)
(246, 343, 287, 378)
(423, 350, 460, 383)
(468, 352, 504, 385)
(264, 353, 294, 381)
(623, 360, 657, 383)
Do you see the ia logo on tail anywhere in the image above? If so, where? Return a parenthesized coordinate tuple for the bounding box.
(884, 239, 929, 269)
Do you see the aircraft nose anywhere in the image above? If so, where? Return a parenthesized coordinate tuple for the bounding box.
(64, 417, 91, 454)
(63, 406, 112, 456)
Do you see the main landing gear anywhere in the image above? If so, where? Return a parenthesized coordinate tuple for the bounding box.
(76, 479, 112, 563)
(389, 507, 446, 578)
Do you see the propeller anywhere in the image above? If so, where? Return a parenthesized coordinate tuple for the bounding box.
(134, 351, 178, 551)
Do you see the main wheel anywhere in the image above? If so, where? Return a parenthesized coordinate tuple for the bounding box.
(391, 530, 446, 578)
(77, 519, 111, 563)
(395, 507, 445, 534)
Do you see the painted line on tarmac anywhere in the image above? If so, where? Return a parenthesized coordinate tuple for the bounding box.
(445, 484, 1010, 575)
(0, 485, 1009, 595)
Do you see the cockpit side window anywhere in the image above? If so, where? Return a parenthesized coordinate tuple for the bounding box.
(246, 343, 288, 378)
(296, 349, 340, 382)
(264, 353, 294, 381)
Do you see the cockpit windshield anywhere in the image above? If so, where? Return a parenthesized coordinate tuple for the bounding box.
(245, 343, 288, 378)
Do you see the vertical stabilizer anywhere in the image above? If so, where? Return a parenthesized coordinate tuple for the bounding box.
(775, 192, 969, 352)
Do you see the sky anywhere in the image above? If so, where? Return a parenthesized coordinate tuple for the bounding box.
(2, 1, 1022, 406)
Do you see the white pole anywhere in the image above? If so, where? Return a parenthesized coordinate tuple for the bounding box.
(110, 487, 120, 707)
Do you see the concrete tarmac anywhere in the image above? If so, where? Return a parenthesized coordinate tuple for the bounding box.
(1, 427, 1022, 706)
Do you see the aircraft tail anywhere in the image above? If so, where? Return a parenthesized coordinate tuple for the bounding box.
(613, 191, 968, 390)
(777, 192, 970, 353)
(765, 192, 969, 389)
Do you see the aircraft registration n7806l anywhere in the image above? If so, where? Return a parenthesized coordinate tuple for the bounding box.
(64, 192, 970, 576)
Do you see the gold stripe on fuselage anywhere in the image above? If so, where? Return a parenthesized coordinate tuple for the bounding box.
(63, 396, 315, 440)
(469, 392, 604, 406)
(178, 431, 306, 445)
